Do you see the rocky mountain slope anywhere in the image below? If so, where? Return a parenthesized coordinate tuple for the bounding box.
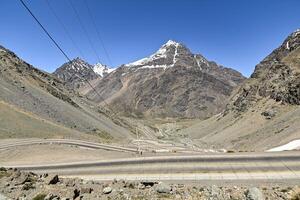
(180, 29, 300, 151)
(53, 57, 100, 89)
(53, 58, 114, 90)
(0, 45, 133, 142)
(86, 40, 245, 118)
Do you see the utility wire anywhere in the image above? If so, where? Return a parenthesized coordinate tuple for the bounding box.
(83, 0, 113, 66)
(44, 0, 86, 60)
(19, 0, 117, 116)
(19, 0, 71, 61)
(67, 0, 103, 64)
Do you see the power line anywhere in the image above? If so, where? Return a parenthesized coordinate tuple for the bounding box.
(19, 0, 71, 61)
(19, 0, 117, 116)
(83, 0, 113, 66)
(44, 0, 86, 60)
(67, 0, 103, 64)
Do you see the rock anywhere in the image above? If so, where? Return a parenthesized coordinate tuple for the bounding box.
(261, 109, 276, 119)
(137, 183, 145, 190)
(0, 194, 9, 200)
(124, 181, 135, 189)
(44, 193, 60, 200)
(73, 188, 80, 199)
(21, 182, 34, 190)
(81, 187, 93, 194)
(211, 185, 224, 200)
(246, 187, 265, 200)
(140, 181, 156, 187)
(0, 167, 7, 172)
(155, 182, 171, 193)
(46, 175, 59, 185)
(103, 187, 112, 194)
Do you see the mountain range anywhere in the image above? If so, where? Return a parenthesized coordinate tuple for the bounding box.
(0, 29, 299, 151)
(83, 40, 245, 118)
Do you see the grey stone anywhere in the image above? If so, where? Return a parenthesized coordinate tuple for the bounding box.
(81, 187, 93, 194)
(103, 187, 112, 194)
(261, 110, 277, 119)
(211, 185, 224, 200)
(44, 193, 60, 200)
(0, 194, 10, 200)
(46, 175, 59, 185)
(155, 182, 171, 193)
(246, 187, 265, 200)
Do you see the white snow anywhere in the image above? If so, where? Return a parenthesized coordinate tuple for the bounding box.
(267, 139, 300, 152)
(165, 40, 180, 46)
(125, 40, 180, 67)
(286, 41, 290, 50)
(140, 65, 168, 70)
(93, 63, 115, 77)
(171, 42, 179, 67)
(293, 29, 300, 37)
(127, 57, 150, 66)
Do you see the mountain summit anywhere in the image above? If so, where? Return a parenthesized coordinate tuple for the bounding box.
(86, 40, 245, 118)
(53, 57, 99, 89)
(125, 40, 194, 68)
(54, 58, 114, 89)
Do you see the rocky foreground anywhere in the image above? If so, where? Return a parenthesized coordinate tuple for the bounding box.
(0, 168, 300, 200)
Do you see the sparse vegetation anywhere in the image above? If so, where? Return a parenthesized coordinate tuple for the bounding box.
(32, 194, 47, 200)
(91, 129, 114, 141)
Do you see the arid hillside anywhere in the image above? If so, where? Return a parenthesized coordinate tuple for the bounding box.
(180, 30, 300, 151)
(0, 45, 133, 142)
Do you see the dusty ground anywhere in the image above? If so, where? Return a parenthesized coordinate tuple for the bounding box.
(0, 144, 135, 166)
(178, 99, 300, 151)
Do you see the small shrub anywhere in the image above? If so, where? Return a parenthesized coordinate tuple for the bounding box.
(32, 194, 46, 200)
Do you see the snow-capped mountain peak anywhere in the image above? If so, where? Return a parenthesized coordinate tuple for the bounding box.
(165, 39, 180, 46)
(124, 40, 193, 68)
(93, 63, 115, 77)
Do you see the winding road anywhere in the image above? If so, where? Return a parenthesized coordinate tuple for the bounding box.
(1, 139, 300, 183)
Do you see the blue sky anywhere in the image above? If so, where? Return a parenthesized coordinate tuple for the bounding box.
(1, 0, 300, 77)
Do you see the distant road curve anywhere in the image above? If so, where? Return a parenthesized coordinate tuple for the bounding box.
(0, 138, 137, 153)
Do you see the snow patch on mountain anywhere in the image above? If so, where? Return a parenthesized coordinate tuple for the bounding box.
(125, 40, 181, 68)
(267, 139, 300, 152)
(140, 65, 168, 70)
(93, 63, 114, 77)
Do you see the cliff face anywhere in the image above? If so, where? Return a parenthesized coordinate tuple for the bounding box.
(178, 30, 300, 151)
(228, 30, 300, 113)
